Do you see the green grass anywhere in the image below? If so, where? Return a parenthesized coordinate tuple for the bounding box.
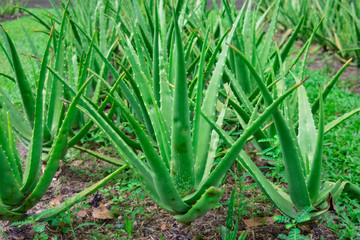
(0, 10, 49, 103)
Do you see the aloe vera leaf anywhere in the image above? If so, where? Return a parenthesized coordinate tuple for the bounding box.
(0, 204, 23, 221)
(238, 151, 297, 218)
(98, 1, 107, 58)
(132, 0, 151, 41)
(35, 165, 127, 221)
(259, 0, 280, 71)
(120, 35, 171, 169)
(144, 2, 154, 37)
(73, 145, 124, 166)
(6, 112, 23, 182)
(195, 11, 241, 185)
(16, 76, 94, 212)
(174, 186, 225, 224)
(77, 29, 96, 90)
(324, 107, 360, 133)
(18, 19, 40, 67)
(185, 81, 303, 204)
(343, 182, 360, 201)
(296, 76, 317, 174)
(312, 182, 334, 208)
(224, 67, 254, 114)
(50, 67, 142, 152)
(16, 8, 52, 31)
(0, 92, 31, 140)
(312, 59, 352, 115)
(21, 28, 53, 195)
(219, 90, 270, 150)
(307, 88, 324, 203)
(68, 19, 144, 122)
(158, 1, 173, 131)
(0, 110, 21, 184)
(223, 0, 250, 94)
(72, 98, 154, 185)
(299, 16, 325, 82)
(84, 69, 144, 150)
(133, 30, 152, 82)
(203, 27, 231, 81)
(117, 64, 154, 137)
(193, 28, 210, 154)
(111, 97, 190, 213)
(229, 45, 311, 210)
(170, 12, 195, 195)
(273, 16, 305, 74)
(49, 69, 153, 180)
(47, 2, 70, 135)
(243, 0, 254, 60)
(0, 131, 24, 206)
(201, 97, 228, 183)
(67, 29, 96, 131)
(0, 26, 35, 126)
(138, 25, 154, 64)
(153, 3, 161, 106)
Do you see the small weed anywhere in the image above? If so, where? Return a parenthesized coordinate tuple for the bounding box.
(274, 207, 314, 240)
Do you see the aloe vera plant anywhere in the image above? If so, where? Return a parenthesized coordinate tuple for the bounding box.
(228, 38, 360, 219)
(0, 2, 72, 151)
(260, 0, 360, 65)
(54, 2, 308, 224)
(0, 24, 126, 221)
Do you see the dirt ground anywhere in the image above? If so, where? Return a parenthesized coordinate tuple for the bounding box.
(0, 143, 339, 240)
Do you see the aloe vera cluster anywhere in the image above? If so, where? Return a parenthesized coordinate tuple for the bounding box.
(0, 0, 359, 225)
(0, 2, 125, 221)
(260, 0, 360, 65)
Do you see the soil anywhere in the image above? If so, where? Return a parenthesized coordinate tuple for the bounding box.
(0, 143, 339, 240)
(0, 13, 25, 22)
(308, 47, 360, 94)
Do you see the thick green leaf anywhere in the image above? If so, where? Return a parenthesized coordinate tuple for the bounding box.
(0, 25, 35, 126)
(230, 45, 311, 210)
(195, 11, 242, 185)
(297, 76, 317, 174)
(174, 186, 224, 224)
(35, 165, 127, 221)
(307, 87, 324, 203)
(21, 28, 53, 195)
(171, 11, 195, 195)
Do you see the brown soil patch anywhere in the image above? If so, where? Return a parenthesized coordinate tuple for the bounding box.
(308, 48, 360, 94)
(0, 146, 339, 239)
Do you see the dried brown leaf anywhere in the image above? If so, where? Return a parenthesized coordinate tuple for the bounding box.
(49, 195, 62, 207)
(92, 203, 114, 219)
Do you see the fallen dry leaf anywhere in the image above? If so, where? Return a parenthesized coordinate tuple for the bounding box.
(77, 208, 91, 218)
(49, 195, 62, 207)
(92, 203, 114, 219)
(244, 217, 274, 227)
(160, 223, 167, 231)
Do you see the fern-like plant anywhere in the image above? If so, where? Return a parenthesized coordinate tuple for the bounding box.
(273, 207, 314, 240)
